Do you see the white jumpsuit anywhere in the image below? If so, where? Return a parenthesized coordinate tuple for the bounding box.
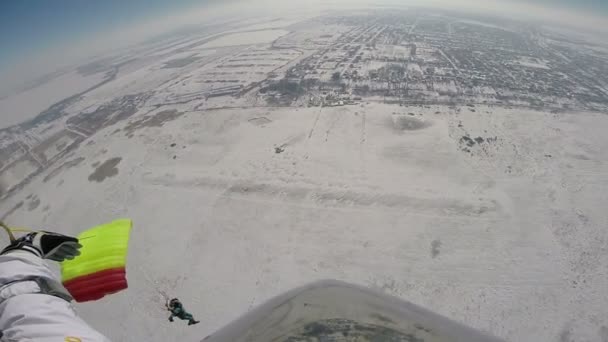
(0, 250, 110, 342)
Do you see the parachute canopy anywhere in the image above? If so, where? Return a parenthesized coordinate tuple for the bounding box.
(205, 280, 504, 342)
(61, 219, 132, 302)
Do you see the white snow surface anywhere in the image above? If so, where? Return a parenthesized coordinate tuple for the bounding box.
(2, 103, 608, 342)
(0, 71, 106, 129)
(198, 30, 290, 49)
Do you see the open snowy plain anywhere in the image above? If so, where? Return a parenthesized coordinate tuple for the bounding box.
(3, 103, 608, 341)
(1, 9, 608, 342)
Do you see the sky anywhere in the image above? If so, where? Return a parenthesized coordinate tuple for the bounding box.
(0, 0, 606, 88)
(0, 0, 212, 68)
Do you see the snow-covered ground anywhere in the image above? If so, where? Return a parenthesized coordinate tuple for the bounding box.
(198, 30, 290, 49)
(513, 57, 551, 70)
(1, 7, 607, 342)
(2, 103, 608, 341)
(0, 71, 107, 129)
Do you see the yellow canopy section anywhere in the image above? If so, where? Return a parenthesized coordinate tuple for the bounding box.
(61, 219, 132, 283)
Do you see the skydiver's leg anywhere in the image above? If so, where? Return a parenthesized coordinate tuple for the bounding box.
(183, 312, 199, 325)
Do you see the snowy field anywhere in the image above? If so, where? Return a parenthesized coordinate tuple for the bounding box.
(1, 7, 607, 342)
(198, 30, 290, 49)
(0, 70, 106, 128)
(2, 103, 608, 341)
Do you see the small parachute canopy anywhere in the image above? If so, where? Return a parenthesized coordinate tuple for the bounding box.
(61, 219, 132, 302)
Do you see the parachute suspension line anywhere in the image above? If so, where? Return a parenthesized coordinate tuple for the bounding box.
(0, 222, 95, 243)
(0, 222, 41, 242)
(0, 222, 16, 242)
(140, 270, 171, 310)
(6, 227, 37, 234)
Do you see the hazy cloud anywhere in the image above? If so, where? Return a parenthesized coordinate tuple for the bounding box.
(1, 0, 606, 93)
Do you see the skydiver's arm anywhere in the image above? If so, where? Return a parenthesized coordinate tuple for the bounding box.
(169, 306, 181, 321)
(0, 233, 111, 342)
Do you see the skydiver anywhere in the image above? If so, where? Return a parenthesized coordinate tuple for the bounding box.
(167, 298, 200, 326)
(0, 230, 110, 341)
